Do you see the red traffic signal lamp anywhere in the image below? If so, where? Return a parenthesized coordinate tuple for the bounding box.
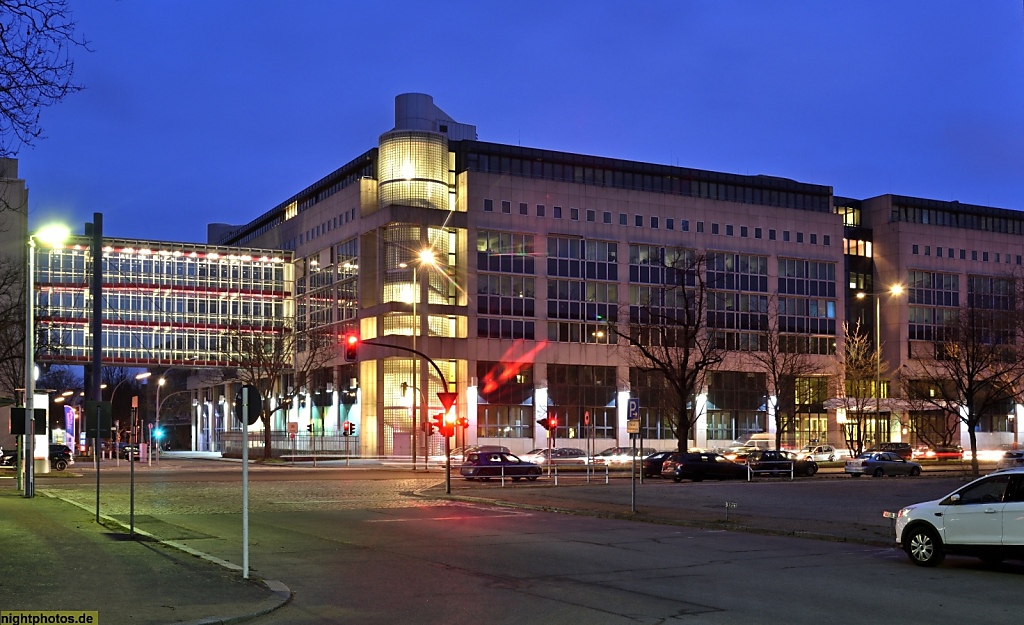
(343, 332, 359, 362)
(456, 416, 469, 429)
(431, 413, 445, 436)
(342, 421, 356, 436)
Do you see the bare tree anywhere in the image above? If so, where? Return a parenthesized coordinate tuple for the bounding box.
(611, 250, 723, 452)
(0, 254, 23, 403)
(904, 302, 1024, 477)
(228, 324, 338, 459)
(0, 0, 87, 161)
(832, 320, 886, 456)
(745, 296, 825, 450)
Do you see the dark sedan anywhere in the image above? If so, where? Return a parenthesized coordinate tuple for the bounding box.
(746, 450, 818, 477)
(460, 451, 541, 481)
(641, 451, 674, 478)
(661, 452, 749, 482)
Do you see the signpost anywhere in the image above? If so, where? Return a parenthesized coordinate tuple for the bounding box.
(627, 398, 641, 512)
(233, 384, 259, 580)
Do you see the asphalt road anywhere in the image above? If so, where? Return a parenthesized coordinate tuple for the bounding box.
(39, 462, 1023, 625)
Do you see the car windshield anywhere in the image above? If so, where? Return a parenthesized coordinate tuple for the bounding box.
(855, 453, 874, 459)
(504, 453, 523, 463)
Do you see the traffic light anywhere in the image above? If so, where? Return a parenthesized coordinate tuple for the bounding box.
(343, 332, 359, 362)
(456, 416, 469, 429)
(153, 427, 165, 440)
(537, 417, 551, 430)
(306, 424, 312, 433)
(431, 413, 444, 436)
(422, 420, 436, 436)
(342, 421, 352, 436)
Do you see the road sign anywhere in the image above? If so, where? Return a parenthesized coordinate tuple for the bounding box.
(234, 385, 262, 426)
(437, 392, 458, 412)
(627, 420, 640, 434)
(627, 398, 640, 421)
(286, 421, 298, 435)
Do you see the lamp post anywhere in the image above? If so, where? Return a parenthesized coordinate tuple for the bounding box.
(857, 284, 904, 441)
(400, 248, 437, 470)
(23, 224, 70, 498)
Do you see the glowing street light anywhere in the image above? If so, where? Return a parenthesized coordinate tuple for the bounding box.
(23, 224, 70, 497)
(856, 284, 905, 432)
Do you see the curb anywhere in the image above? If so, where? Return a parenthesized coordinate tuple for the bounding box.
(41, 492, 293, 624)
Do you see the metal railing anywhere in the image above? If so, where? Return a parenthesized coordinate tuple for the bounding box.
(221, 431, 361, 458)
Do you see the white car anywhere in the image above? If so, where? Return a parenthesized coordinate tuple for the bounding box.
(591, 446, 657, 465)
(895, 467, 1024, 566)
(519, 447, 588, 466)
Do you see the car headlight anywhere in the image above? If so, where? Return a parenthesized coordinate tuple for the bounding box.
(897, 506, 914, 518)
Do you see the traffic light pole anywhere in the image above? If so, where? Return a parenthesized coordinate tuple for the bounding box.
(445, 432, 451, 494)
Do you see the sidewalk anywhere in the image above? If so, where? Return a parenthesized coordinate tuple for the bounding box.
(0, 479, 289, 625)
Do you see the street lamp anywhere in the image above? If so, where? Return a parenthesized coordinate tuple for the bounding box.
(857, 284, 904, 438)
(24, 223, 70, 498)
(400, 248, 437, 470)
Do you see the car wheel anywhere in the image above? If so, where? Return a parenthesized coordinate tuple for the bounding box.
(873, 468, 885, 477)
(526, 476, 538, 481)
(804, 464, 817, 477)
(909, 467, 921, 476)
(904, 526, 945, 567)
(53, 459, 68, 471)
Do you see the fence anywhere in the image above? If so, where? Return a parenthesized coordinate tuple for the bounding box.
(221, 431, 360, 458)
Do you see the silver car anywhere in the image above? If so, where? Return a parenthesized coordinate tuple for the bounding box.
(845, 451, 922, 477)
(997, 450, 1024, 470)
(795, 444, 839, 462)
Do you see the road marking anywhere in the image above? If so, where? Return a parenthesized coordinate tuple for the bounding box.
(365, 502, 531, 522)
(365, 512, 529, 522)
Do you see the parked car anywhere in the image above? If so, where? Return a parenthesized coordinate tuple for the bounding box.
(438, 445, 510, 466)
(519, 447, 588, 466)
(120, 444, 140, 460)
(592, 446, 657, 466)
(0, 447, 16, 467)
(661, 452, 749, 482)
(48, 444, 74, 471)
(868, 442, 913, 459)
(460, 451, 541, 481)
(896, 467, 1024, 566)
(794, 444, 840, 462)
(641, 451, 675, 478)
(912, 445, 964, 461)
(845, 451, 922, 477)
(997, 450, 1024, 470)
(746, 450, 818, 477)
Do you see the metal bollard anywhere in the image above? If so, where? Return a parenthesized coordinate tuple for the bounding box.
(501, 464, 506, 487)
(554, 464, 559, 486)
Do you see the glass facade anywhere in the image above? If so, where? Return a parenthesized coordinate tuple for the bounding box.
(35, 237, 291, 366)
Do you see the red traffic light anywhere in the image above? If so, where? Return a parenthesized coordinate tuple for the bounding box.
(342, 421, 355, 436)
(343, 332, 359, 361)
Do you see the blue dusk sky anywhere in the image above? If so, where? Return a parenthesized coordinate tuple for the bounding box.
(17, 1, 1024, 243)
